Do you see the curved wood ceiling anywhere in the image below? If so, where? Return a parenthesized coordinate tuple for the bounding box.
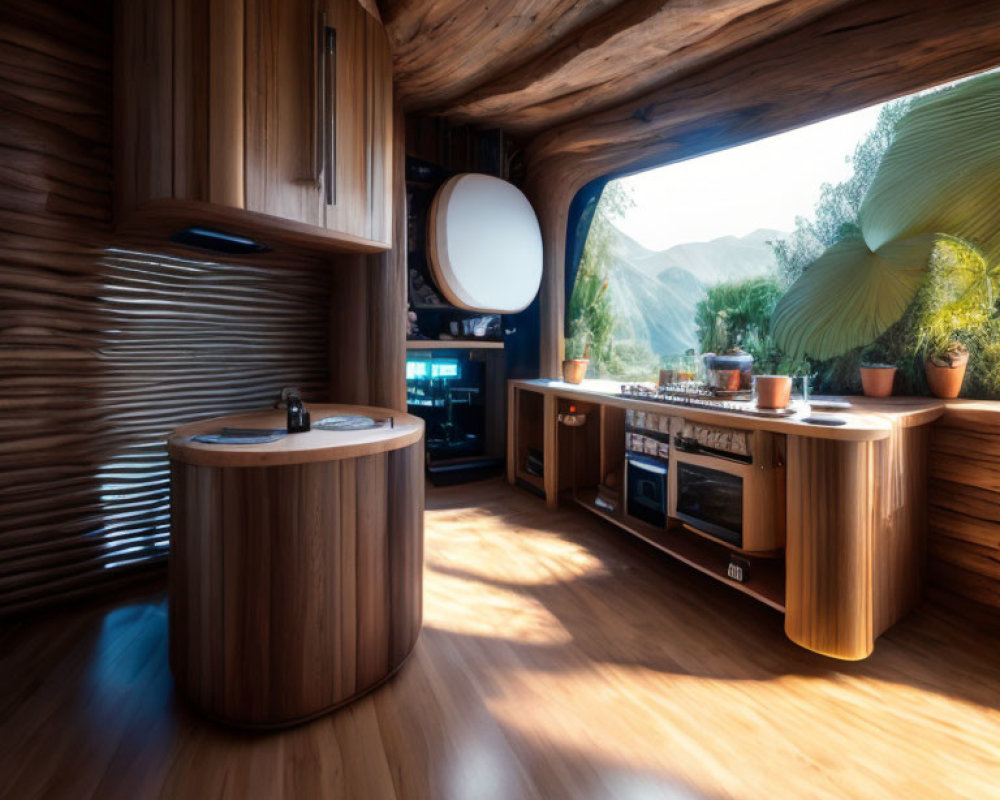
(380, 0, 852, 135)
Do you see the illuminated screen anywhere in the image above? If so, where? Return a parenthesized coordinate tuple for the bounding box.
(431, 360, 459, 379)
(406, 359, 429, 380)
(406, 358, 460, 380)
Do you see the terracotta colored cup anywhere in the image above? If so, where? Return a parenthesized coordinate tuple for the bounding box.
(755, 375, 793, 409)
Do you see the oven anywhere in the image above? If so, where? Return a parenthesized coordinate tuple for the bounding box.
(626, 454, 669, 527)
(669, 419, 784, 553)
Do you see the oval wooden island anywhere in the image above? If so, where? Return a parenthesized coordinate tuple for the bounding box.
(167, 404, 425, 728)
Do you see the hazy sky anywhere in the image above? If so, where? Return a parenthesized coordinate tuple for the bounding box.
(612, 103, 885, 252)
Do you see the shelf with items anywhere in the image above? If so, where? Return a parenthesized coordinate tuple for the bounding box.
(406, 340, 504, 349)
(513, 388, 546, 493)
(573, 488, 785, 612)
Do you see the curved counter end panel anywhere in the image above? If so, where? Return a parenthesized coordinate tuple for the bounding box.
(168, 438, 424, 728)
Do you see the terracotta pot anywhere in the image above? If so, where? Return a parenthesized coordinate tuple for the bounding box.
(754, 375, 792, 409)
(925, 354, 969, 398)
(860, 366, 896, 398)
(562, 359, 589, 384)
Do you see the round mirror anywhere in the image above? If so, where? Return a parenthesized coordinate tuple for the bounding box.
(427, 173, 543, 313)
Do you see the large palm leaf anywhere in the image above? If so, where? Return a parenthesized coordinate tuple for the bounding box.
(862, 71, 1000, 261)
(772, 236, 930, 360)
(774, 71, 1000, 360)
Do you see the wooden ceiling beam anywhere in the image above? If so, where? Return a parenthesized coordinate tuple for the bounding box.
(527, 0, 1000, 187)
(380, 0, 623, 110)
(438, 0, 852, 135)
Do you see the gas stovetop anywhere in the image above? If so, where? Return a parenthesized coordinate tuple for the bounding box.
(619, 383, 800, 417)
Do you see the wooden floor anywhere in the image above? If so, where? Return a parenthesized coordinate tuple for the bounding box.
(1, 479, 998, 800)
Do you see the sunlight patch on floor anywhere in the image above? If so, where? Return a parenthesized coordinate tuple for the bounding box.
(425, 505, 609, 586)
(423, 568, 574, 645)
(475, 665, 1000, 800)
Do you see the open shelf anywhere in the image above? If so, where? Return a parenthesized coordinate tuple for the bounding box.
(406, 339, 504, 349)
(574, 488, 785, 612)
(516, 468, 545, 491)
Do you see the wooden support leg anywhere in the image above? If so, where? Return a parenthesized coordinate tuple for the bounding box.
(543, 393, 559, 509)
(506, 383, 517, 485)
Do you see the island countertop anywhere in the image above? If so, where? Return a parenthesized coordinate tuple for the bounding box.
(168, 403, 425, 467)
(510, 379, 945, 441)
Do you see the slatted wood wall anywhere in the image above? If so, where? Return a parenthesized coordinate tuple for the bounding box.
(0, 0, 331, 613)
(928, 405, 1000, 608)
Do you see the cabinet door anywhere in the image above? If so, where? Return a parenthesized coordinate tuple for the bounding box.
(244, 0, 324, 226)
(365, 10, 393, 246)
(320, 0, 369, 240)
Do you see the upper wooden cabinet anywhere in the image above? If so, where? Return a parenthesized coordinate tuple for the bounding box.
(115, 0, 393, 253)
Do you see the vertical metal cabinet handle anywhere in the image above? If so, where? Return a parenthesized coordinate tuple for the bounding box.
(314, 6, 326, 187)
(324, 24, 337, 206)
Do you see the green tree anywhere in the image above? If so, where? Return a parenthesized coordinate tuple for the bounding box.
(772, 99, 912, 286)
(694, 277, 801, 373)
(567, 182, 634, 374)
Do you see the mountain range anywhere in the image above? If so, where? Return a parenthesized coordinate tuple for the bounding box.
(603, 225, 786, 356)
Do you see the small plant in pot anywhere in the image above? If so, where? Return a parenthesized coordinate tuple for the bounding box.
(860, 344, 897, 398)
(563, 336, 590, 385)
(701, 311, 754, 390)
(925, 338, 969, 398)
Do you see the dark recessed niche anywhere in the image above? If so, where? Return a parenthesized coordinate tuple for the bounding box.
(170, 227, 271, 255)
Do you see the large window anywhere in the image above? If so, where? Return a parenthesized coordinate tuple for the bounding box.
(567, 69, 1000, 398)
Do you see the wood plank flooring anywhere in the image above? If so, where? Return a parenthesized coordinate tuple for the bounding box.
(1, 478, 999, 799)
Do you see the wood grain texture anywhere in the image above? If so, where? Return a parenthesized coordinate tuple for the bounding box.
(785, 420, 928, 659)
(928, 403, 1000, 607)
(327, 102, 406, 411)
(384, 0, 849, 135)
(168, 438, 424, 728)
(0, 0, 336, 615)
(3, 479, 1000, 799)
(116, 0, 393, 251)
(508, 379, 945, 442)
(244, 0, 322, 225)
(437, 0, 852, 134)
(511, 381, 935, 657)
(167, 404, 423, 467)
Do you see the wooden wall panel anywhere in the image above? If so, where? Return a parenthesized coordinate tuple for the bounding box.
(928, 405, 1000, 608)
(330, 104, 407, 411)
(0, 0, 333, 614)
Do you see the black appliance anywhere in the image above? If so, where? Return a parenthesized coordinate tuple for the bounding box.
(626, 455, 669, 527)
(674, 462, 744, 547)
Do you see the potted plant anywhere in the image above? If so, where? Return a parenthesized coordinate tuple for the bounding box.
(860, 344, 897, 398)
(563, 336, 590, 384)
(925, 338, 969, 398)
(701, 311, 754, 390)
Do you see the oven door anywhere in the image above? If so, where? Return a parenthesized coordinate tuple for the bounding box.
(626, 455, 668, 527)
(670, 452, 748, 548)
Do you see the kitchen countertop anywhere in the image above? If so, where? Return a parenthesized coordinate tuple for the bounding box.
(168, 403, 424, 467)
(510, 379, 946, 441)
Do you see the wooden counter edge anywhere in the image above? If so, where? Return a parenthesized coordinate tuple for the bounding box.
(509, 379, 948, 441)
(167, 404, 425, 467)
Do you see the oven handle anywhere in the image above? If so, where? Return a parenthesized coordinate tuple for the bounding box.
(627, 457, 668, 476)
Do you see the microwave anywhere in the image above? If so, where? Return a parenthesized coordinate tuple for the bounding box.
(669, 419, 785, 553)
(626, 454, 669, 527)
